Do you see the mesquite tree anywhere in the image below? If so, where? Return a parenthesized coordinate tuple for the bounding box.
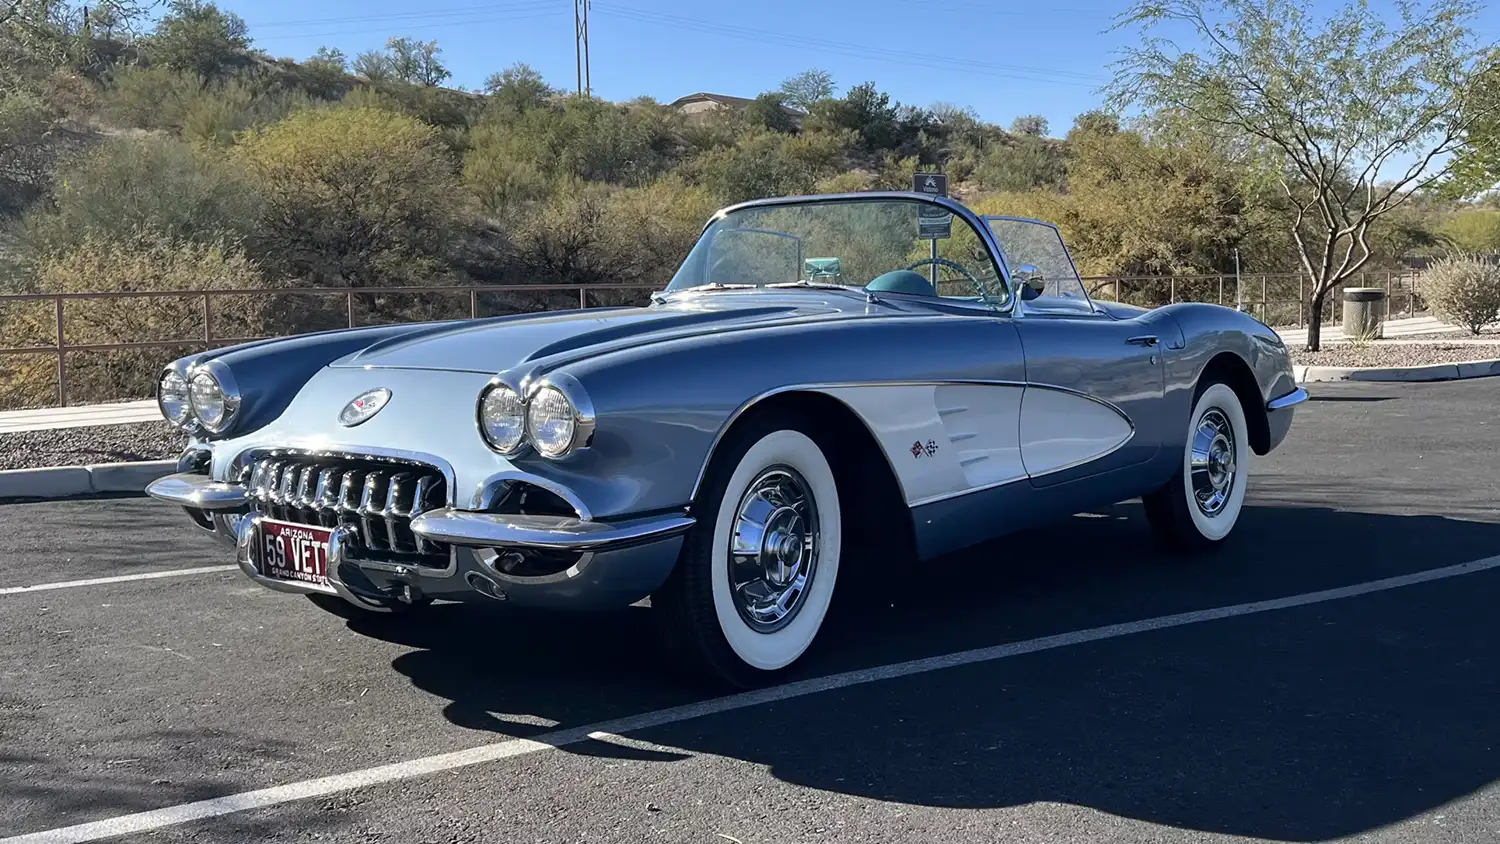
(1108, 0, 1496, 350)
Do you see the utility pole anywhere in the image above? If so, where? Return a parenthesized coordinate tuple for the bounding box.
(574, 0, 591, 97)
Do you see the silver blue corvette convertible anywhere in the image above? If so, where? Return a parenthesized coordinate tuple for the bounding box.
(147, 191, 1307, 688)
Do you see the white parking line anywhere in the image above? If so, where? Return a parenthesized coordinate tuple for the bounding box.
(6, 553, 1500, 844)
(0, 566, 238, 596)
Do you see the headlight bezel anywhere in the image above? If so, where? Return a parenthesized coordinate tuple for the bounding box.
(476, 381, 528, 455)
(186, 360, 241, 435)
(475, 372, 596, 460)
(157, 366, 193, 428)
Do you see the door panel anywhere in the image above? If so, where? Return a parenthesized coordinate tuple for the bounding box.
(1016, 314, 1164, 487)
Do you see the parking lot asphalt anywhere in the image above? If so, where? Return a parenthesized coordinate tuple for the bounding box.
(2, 377, 1499, 844)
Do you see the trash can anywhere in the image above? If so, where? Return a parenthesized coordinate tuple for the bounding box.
(1342, 287, 1387, 340)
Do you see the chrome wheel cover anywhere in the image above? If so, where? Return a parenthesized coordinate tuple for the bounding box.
(727, 465, 820, 633)
(1191, 408, 1237, 517)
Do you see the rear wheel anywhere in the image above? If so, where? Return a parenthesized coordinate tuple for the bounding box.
(1143, 380, 1251, 551)
(653, 411, 842, 689)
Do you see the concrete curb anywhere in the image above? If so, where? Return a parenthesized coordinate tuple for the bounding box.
(1295, 357, 1500, 384)
(0, 459, 175, 502)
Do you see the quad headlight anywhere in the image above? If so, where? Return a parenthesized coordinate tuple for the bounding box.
(186, 363, 241, 434)
(527, 385, 578, 457)
(478, 383, 526, 453)
(157, 369, 192, 428)
(477, 375, 595, 459)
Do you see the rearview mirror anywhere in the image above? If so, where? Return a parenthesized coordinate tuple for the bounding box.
(1015, 265, 1045, 301)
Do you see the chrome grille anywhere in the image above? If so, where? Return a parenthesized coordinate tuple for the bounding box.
(244, 455, 447, 566)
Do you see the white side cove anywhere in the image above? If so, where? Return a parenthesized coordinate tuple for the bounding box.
(1016, 387, 1133, 477)
(821, 384, 1026, 507)
(819, 382, 1133, 507)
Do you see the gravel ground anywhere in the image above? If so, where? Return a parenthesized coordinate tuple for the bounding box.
(0, 421, 185, 470)
(1292, 341, 1500, 368)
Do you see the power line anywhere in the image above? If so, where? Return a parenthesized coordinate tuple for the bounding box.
(251, 10, 565, 43)
(591, 3, 1108, 87)
(251, 1, 557, 30)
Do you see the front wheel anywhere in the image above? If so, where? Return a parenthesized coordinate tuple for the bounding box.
(652, 413, 842, 689)
(1143, 380, 1251, 551)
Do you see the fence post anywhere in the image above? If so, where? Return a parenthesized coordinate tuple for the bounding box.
(1113, 278, 1120, 303)
(470, 290, 478, 319)
(346, 292, 355, 328)
(202, 292, 212, 342)
(55, 296, 66, 407)
(578, 287, 587, 309)
(1260, 276, 1267, 321)
(1169, 278, 1176, 304)
(1298, 274, 1305, 325)
(1218, 276, 1224, 305)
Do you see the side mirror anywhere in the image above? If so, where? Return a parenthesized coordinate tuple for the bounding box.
(1015, 265, 1045, 301)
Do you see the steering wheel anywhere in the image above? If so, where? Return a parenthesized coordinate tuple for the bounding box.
(903, 257, 987, 299)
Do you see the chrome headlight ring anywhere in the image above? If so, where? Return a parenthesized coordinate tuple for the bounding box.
(186, 359, 242, 435)
(476, 371, 596, 460)
(477, 377, 528, 456)
(157, 364, 193, 429)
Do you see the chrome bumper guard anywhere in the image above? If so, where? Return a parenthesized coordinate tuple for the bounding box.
(410, 508, 695, 551)
(146, 472, 251, 511)
(1266, 387, 1309, 411)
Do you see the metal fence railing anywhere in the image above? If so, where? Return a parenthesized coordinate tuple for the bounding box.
(0, 282, 661, 408)
(1082, 271, 1423, 326)
(0, 272, 1425, 409)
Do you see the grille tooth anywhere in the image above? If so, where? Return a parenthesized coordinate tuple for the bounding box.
(248, 461, 269, 498)
(295, 466, 316, 510)
(314, 469, 340, 527)
(338, 471, 364, 515)
(254, 461, 279, 503)
(276, 465, 297, 506)
(360, 472, 389, 551)
(411, 475, 435, 553)
(385, 472, 415, 551)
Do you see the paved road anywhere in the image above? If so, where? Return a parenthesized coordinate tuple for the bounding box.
(2, 378, 1498, 843)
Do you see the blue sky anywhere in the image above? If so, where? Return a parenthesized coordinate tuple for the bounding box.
(230, 0, 1500, 143)
(234, 0, 1132, 136)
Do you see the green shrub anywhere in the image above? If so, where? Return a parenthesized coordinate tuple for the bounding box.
(233, 105, 461, 286)
(0, 85, 61, 213)
(140, 0, 252, 83)
(23, 133, 261, 257)
(1422, 255, 1500, 335)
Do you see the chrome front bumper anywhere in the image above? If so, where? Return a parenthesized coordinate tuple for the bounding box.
(147, 472, 694, 610)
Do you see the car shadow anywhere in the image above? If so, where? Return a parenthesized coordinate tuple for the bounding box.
(342, 486, 1500, 841)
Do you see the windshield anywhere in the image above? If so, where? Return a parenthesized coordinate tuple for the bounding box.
(666, 197, 1011, 307)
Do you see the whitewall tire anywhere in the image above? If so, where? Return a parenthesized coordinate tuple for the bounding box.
(653, 413, 842, 688)
(1143, 380, 1251, 551)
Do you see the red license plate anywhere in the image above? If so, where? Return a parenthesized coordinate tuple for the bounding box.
(257, 519, 332, 586)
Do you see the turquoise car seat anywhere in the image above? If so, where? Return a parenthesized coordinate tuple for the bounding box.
(865, 269, 936, 297)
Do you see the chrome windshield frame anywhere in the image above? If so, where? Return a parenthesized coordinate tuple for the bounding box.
(666, 192, 1020, 315)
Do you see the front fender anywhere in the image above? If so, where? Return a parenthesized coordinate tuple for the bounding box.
(508, 314, 1025, 520)
(169, 321, 450, 439)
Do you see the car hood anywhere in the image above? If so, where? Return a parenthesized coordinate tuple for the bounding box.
(327, 297, 852, 374)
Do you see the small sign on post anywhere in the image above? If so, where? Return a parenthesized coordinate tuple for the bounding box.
(917, 205, 952, 239)
(912, 172, 948, 196)
(912, 172, 951, 240)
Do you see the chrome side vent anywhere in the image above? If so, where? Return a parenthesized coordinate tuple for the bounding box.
(244, 454, 447, 566)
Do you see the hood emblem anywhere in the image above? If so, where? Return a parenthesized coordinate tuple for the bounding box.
(339, 388, 391, 427)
